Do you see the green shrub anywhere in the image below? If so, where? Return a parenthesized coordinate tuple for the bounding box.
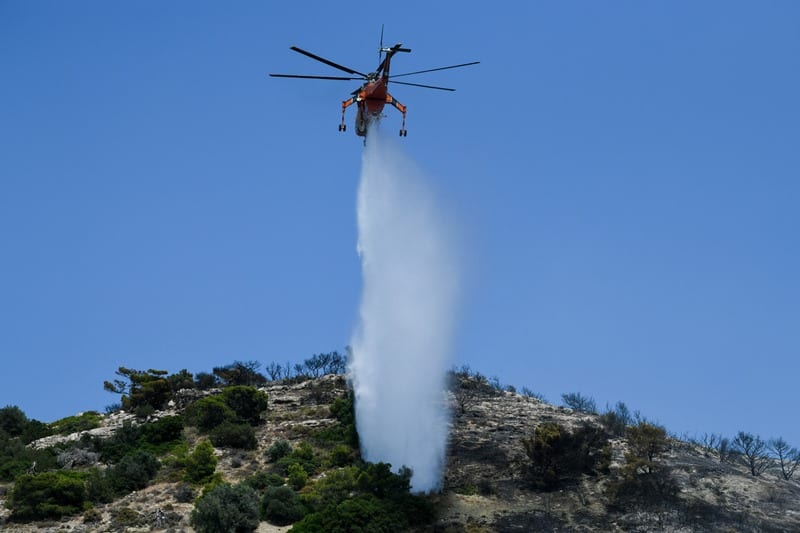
(50, 411, 102, 435)
(220, 386, 269, 425)
(209, 421, 257, 450)
(302, 467, 358, 511)
(266, 440, 292, 462)
(134, 403, 156, 418)
(186, 396, 236, 432)
(291, 462, 433, 532)
(0, 405, 28, 437)
(85, 450, 160, 502)
(608, 420, 678, 509)
(0, 435, 58, 482)
(356, 462, 412, 499)
(83, 507, 102, 523)
(200, 472, 225, 496)
(195, 372, 219, 390)
(287, 463, 308, 490)
(167, 369, 195, 391)
(261, 485, 306, 526)
(328, 444, 354, 467)
(85, 468, 114, 503)
(19, 419, 52, 445)
(9, 471, 88, 521)
(315, 394, 358, 447)
(141, 415, 184, 447)
(242, 471, 285, 491)
(291, 493, 405, 532)
(191, 483, 260, 533)
(159, 441, 189, 477)
(627, 421, 670, 464)
(111, 506, 143, 529)
(185, 440, 217, 484)
(187, 388, 267, 435)
(276, 441, 320, 476)
(86, 416, 184, 463)
(456, 484, 478, 495)
(94, 420, 143, 463)
(107, 450, 160, 493)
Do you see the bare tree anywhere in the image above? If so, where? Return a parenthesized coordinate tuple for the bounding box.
(732, 431, 771, 476)
(281, 361, 293, 380)
(717, 436, 733, 463)
(769, 438, 800, 480)
(521, 387, 546, 402)
(57, 447, 100, 469)
(700, 433, 733, 463)
(561, 392, 597, 414)
(449, 365, 496, 415)
(293, 363, 308, 380)
(326, 351, 347, 374)
(303, 354, 326, 378)
(700, 433, 721, 452)
(600, 402, 633, 438)
(301, 352, 346, 377)
(265, 362, 283, 382)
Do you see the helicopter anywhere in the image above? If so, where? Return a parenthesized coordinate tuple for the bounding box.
(269, 31, 478, 138)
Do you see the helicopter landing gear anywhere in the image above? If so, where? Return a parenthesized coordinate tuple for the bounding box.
(340, 96, 357, 133)
(400, 109, 407, 137)
(384, 93, 408, 139)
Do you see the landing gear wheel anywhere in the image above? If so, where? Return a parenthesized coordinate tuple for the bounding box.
(399, 129, 407, 137)
(342, 124, 346, 132)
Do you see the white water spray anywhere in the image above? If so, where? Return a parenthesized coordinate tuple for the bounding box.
(349, 126, 459, 493)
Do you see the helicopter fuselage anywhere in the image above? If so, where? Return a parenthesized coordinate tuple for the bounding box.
(353, 77, 389, 136)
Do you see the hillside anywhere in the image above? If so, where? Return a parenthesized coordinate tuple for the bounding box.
(1, 370, 799, 532)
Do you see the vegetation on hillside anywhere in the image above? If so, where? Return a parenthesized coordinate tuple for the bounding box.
(1, 350, 429, 530)
(1, 355, 799, 531)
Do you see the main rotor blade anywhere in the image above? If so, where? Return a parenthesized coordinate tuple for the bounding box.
(290, 46, 368, 77)
(270, 74, 363, 80)
(391, 61, 480, 78)
(391, 80, 455, 91)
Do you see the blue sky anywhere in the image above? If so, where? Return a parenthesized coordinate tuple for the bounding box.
(1, 2, 798, 445)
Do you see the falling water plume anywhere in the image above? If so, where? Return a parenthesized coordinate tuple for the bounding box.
(349, 124, 459, 493)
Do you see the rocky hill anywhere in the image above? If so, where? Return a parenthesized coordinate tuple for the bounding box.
(1, 372, 799, 532)
(441, 384, 800, 532)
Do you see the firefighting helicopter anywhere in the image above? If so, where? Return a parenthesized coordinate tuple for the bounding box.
(269, 31, 478, 138)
